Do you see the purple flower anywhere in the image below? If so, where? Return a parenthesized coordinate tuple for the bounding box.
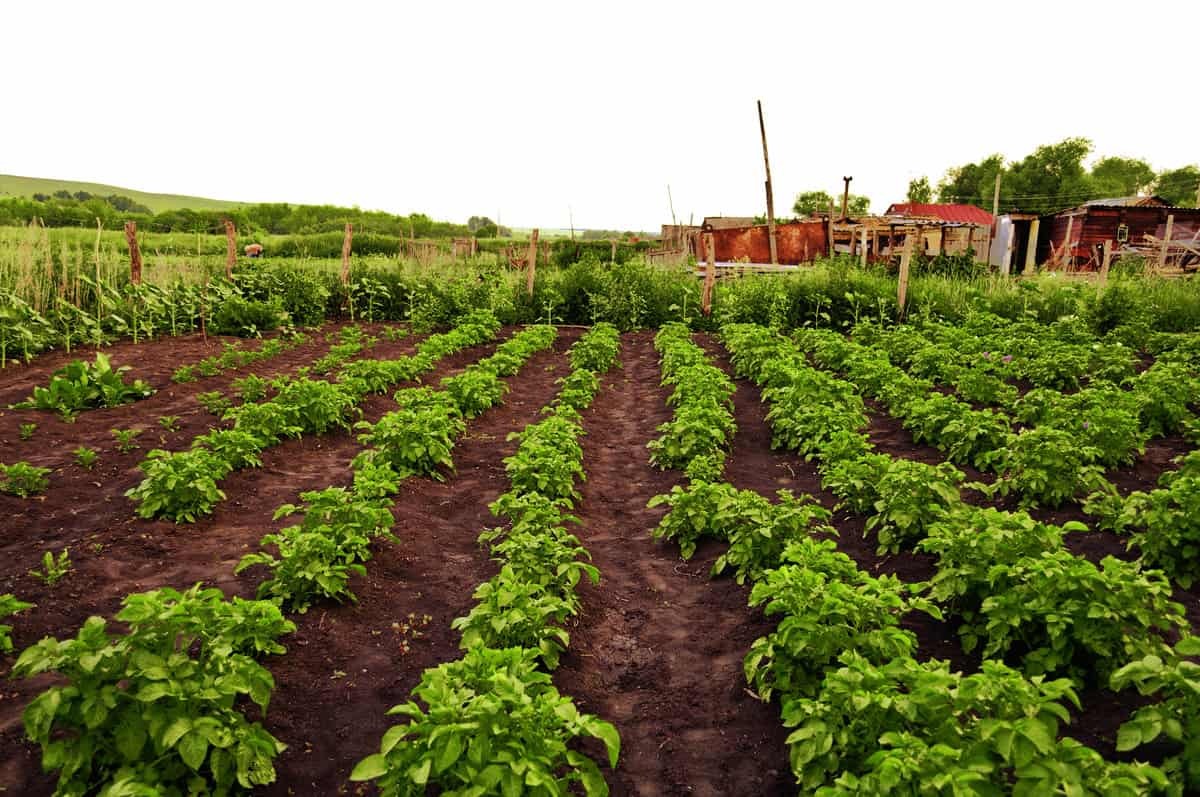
(1002, 354, 1013, 363)
(981, 351, 991, 359)
(1082, 421, 1090, 429)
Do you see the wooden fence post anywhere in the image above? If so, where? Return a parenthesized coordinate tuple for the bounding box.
(1024, 218, 1040, 273)
(860, 226, 868, 268)
(223, 219, 237, 278)
(124, 221, 142, 285)
(701, 233, 716, 315)
(897, 230, 914, 321)
(1099, 240, 1113, 285)
(1157, 214, 1175, 273)
(526, 228, 539, 296)
(1061, 216, 1075, 270)
(610, 239, 617, 265)
(340, 223, 353, 286)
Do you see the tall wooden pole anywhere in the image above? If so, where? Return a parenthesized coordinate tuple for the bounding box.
(1024, 219, 1040, 273)
(860, 226, 868, 268)
(340, 223, 353, 286)
(1062, 216, 1075, 270)
(1099, 240, 1113, 285)
(986, 172, 1002, 265)
(223, 219, 237, 278)
(840, 177, 852, 222)
(701, 233, 716, 316)
(827, 201, 835, 257)
(991, 173, 1001, 220)
(757, 100, 778, 264)
(526, 228, 539, 296)
(124, 221, 142, 285)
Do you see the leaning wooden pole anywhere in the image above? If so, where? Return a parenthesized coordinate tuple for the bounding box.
(1157, 214, 1175, 273)
(124, 221, 142, 285)
(897, 229, 914, 321)
(526, 228, 539, 296)
(757, 100, 778, 264)
(223, 219, 237, 278)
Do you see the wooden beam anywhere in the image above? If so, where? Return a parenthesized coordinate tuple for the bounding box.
(1024, 218, 1040, 273)
(840, 176, 852, 222)
(1099, 239, 1113, 285)
(1061, 216, 1074, 270)
(526, 228, 539, 296)
(124, 221, 142, 285)
(757, 100, 778, 264)
(827, 201, 835, 257)
(860, 226, 868, 268)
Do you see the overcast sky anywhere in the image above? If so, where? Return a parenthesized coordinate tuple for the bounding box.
(4, 1, 1196, 231)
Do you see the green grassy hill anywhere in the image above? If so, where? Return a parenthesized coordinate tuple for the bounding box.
(0, 174, 245, 213)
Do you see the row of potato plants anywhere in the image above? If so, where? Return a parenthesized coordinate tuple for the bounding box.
(170, 329, 311, 384)
(645, 322, 736, 484)
(236, 323, 559, 611)
(3, 323, 562, 796)
(125, 311, 503, 522)
(718, 322, 1200, 790)
(11, 351, 155, 420)
(351, 323, 623, 796)
(798, 327, 1198, 509)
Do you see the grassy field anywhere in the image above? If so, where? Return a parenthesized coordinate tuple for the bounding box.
(0, 174, 245, 213)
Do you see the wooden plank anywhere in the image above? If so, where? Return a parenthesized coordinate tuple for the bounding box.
(223, 219, 237, 278)
(1024, 218, 1040, 273)
(860, 226, 868, 268)
(1062, 216, 1074, 270)
(340, 223, 353, 286)
(1158, 214, 1175, 272)
(757, 100, 778, 264)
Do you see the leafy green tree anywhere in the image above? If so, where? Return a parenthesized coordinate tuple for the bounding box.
(1155, 165, 1200, 207)
(907, 177, 933, 204)
(937, 154, 1005, 207)
(1004, 137, 1096, 213)
(793, 190, 835, 216)
(1090, 156, 1156, 198)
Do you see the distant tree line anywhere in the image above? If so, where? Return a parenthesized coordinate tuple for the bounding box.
(0, 194, 475, 239)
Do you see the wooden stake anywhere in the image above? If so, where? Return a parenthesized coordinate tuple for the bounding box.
(756, 100, 777, 264)
(339, 223, 353, 286)
(897, 230, 914, 320)
(840, 176, 852, 222)
(526, 228, 539, 296)
(1099, 240, 1113, 285)
(124, 221, 142, 285)
(827, 201, 835, 257)
(1062, 216, 1075, 270)
(701, 233, 716, 315)
(610, 239, 617, 265)
(1158, 214, 1174, 272)
(94, 217, 103, 344)
(223, 219, 237, 278)
(860, 226, 868, 268)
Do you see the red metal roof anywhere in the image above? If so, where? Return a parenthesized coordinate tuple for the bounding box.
(886, 203, 994, 225)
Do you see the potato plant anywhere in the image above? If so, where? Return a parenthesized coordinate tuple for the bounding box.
(13, 352, 152, 419)
(0, 461, 51, 497)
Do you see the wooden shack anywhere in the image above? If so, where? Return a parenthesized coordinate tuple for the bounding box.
(1042, 196, 1200, 271)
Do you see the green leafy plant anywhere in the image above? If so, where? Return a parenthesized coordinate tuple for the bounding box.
(441, 368, 508, 418)
(649, 481, 767, 559)
(110, 427, 143, 453)
(196, 390, 233, 416)
(11, 585, 294, 796)
(355, 392, 465, 480)
(73, 445, 99, 469)
(0, 593, 34, 652)
(157, 415, 181, 433)
(231, 373, 270, 403)
(126, 449, 232, 523)
(0, 461, 50, 496)
(29, 548, 72, 586)
(19, 422, 36, 440)
(350, 646, 619, 796)
(14, 352, 153, 419)
(450, 567, 575, 669)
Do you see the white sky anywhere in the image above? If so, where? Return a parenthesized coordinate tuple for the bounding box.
(3, 1, 1197, 232)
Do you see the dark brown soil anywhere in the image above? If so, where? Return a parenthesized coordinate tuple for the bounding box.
(554, 332, 794, 797)
(0, 327, 528, 793)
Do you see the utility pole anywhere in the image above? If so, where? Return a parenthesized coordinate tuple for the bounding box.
(840, 176, 853, 221)
(992, 172, 1002, 219)
(757, 100, 778, 264)
(667, 184, 677, 228)
(987, 171, 1002, 265)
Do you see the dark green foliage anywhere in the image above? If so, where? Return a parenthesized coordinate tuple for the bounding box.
(14, 353, 152, 419)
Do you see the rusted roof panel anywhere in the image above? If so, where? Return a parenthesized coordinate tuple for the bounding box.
(885, 203, 994, 225)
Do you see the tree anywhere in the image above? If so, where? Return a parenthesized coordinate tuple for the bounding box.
(1090, 156, 1156, 198)
(792, 190, 835, 216)
(937, 154, 1004, 207)
(907, 177, 933, 204)
(1003, 137, 1095, 214)
(792, 190, 871, 217)
(466, 216, 495, 233)
(1155, 165, 1200, 208)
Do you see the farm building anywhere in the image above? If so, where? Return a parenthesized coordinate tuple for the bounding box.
(1039, 196, 1200, 271)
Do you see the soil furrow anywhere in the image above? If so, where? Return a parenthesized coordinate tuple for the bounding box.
(553, 331, 792, 797)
